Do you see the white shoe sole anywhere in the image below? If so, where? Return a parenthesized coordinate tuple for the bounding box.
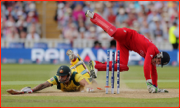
(89, 60, 97, 78)
(85, 10, 94, 18)
(66, 50, 75, 60)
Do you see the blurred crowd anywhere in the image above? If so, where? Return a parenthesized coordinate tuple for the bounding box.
(1, 1, 41, 41)
(1, 1, 179, 49)
(54, 1, 179, 49)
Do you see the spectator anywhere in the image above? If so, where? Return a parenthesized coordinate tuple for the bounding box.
(109, 39, 116, 49)
(153, 22, 163, 42)
(98, 31, 113, 42)
(6, 26, 19, 41)
(83, 1, 94, 12)
(137, 11, 146, 24)
(55, 3, 65, 29)
(1, 16, 6, 39)
(161, 17, 170, 41)
(19, 31, 27, 39)
(26, 24, 40, 41)
(55, 2, 72, 29)
(26, 11, 38, 25)
(72, 1, 85, 9)
(63, 23, 79, 41)
(84, 26, 96, 40)
(169, 22, 178, 49)
(174, 26, 179, 49)
(174, 26, 179, 39)
(1, 1, 40, 41)
(78, 21, 86, 39)
(139, 22, 152, 41)
(3, 16, 17, 40)
(115, 7, 128, 27)
(11, 1, 24, 22)
(94, 2, 104, 17)
(16, 17, 27, 34)
(72, 4, 86, 27)
(107, 8, 116, 25)
(93, 40, 102, 49)
(149, 16, 162, 38)
(24, 1, 36, 13)
(147, 7, 162, 24)
(126, 12, 137, 27)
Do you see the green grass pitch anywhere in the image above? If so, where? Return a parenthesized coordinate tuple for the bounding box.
(1, 64, 179, 107)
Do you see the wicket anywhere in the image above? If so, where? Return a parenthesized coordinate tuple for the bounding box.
(117, 50, 120, 94)
(105, 50, 110, 94)
(111, 50, 115, 94)
(106, 50, 120, 94)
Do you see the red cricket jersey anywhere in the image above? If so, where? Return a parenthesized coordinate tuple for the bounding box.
(113, 28, 160, 87)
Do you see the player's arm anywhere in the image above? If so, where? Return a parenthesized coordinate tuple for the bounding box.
(151, 64, 158, 87)
(7, 76, 56, 95)
(21, 77, 55, 93)
(75, 73, 94, 92)
(7, 81, 51, 95)
(20, 81, 51, 93)
(79, 78, 94, 92)
(79, 78, 89, 87)
(144, 48, 158, 93)
(150, 64, 168, 93)
(145, 47, 159, 87)
(143, 50, 153, 82)
(32, 81, 51, 92)
(75, 73, 89, 86)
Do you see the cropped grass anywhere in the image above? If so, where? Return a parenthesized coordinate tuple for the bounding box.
(1, 96, 179, 107)
(1, 64, 179, 107)
(122, 66, 179, 89)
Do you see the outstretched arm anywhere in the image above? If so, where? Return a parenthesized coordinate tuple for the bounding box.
(32, 81, 51, 92)
(20, 81, 52, 93)
(6, 81, 52, 95)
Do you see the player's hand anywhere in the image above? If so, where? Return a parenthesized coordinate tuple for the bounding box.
(21, 87, 33, 93)
(86, 87, 94, 93)
(146, 81, 157, 93)
(157, 89, 169, 93)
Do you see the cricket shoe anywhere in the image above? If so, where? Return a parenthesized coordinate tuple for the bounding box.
(85, 10, 94, 18)
(89, 60, 98, 78)
(66, 50, 76, 61)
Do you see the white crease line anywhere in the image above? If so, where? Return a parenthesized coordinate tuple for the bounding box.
(1, 80, 179, 85)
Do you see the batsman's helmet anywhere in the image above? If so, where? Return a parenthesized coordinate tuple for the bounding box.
(56, 65, 71, 83)
(157, 52, 170, 67)
(57, 65, 71, 76)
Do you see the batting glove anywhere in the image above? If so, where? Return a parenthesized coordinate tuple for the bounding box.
(146, 81, 158, 93)
(86, 87, 94, 93)
(21, 87, 33, 93)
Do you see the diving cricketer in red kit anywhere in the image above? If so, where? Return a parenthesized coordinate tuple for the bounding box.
(86, 10, 170, 93)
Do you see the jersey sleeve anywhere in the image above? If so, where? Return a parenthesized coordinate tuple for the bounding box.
(143, 52, 152, 80)
(151, 64, 158, 87)
(143, 46, 158, 87)
(74, 73, 84, 83)
(47, 76, 57, 85)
